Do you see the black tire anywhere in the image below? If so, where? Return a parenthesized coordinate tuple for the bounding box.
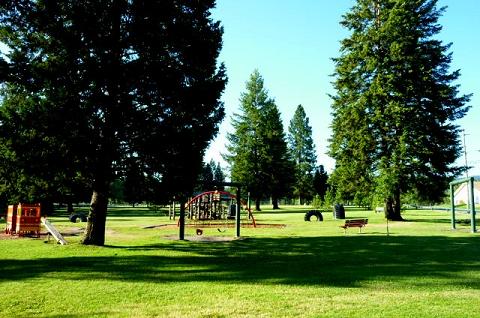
(69, 214, 79, 223)
(80, 214, 87, 222)
(304, 210, 323, 222)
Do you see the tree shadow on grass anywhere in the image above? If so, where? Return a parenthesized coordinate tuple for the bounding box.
(52, 207, 167, 218)
(406, 218, 477, 225)
(1, 235, 479, 289)
(405, 218, 453, 224)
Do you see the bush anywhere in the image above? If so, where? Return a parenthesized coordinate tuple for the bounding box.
(312, 195, 323, 209)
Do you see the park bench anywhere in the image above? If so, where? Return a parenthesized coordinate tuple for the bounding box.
(340, 218, 368, 234)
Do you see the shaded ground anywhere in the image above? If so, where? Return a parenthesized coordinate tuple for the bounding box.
(162, 234, 244, 242)
(145, 223, 286, 229)
(1, 235, 479, 288)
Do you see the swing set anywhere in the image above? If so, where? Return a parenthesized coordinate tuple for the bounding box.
(172, 182, 256, 240)
(186, 190, 251, 221)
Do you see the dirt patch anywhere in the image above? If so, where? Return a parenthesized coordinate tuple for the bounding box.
(162, 234, 244, 242)
(0, 227, 84, 240)
(145, 223, 286, 229)
(0, 232, 22, 240)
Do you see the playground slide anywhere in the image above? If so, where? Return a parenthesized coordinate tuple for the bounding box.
(41, 217, 67, 245)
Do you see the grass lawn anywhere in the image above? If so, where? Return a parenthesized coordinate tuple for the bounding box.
(0, 206, 479, 318)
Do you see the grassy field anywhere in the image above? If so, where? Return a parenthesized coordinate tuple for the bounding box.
(0, 206, 479, 318)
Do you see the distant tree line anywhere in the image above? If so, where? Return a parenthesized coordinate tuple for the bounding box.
(108, 159, 225, 205)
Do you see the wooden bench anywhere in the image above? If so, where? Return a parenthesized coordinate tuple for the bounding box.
(340, 218, 368, 234)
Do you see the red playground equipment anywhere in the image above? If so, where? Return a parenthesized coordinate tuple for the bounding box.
(183, 190, 256, 227)
(5, 203, 41, 237)
(5, 204, 18, 235)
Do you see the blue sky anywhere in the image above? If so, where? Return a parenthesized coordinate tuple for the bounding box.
(206, 0, 480, 178)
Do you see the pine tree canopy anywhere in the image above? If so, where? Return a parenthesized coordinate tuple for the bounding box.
(225, 70, 293, 210)
(329, 0, 471, 219)
(288, 104, 317, 203)
(0, 0, 226, 245)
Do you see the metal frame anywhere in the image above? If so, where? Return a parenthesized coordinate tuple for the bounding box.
(179, 182, 243, 240)
(450, 176, 478, 233)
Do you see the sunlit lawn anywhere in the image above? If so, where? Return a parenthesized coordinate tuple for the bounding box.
(0, 205, 479, 317)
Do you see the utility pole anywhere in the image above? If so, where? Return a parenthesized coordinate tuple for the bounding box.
(462, 129, 469, 177)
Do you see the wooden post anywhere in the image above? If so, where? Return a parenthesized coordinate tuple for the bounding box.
(179, 199, 185, 240)
(247, 192, 251, 219)
(236, 186, 241, 238)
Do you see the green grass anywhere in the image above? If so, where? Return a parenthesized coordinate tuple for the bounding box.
(1, 206, 479, 317)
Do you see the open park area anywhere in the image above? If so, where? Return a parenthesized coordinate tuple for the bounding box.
(1, 206, 479, 318)
(1, 1, 479, 317)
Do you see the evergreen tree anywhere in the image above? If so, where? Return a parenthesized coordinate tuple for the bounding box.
(109, 179, 125, 205)
(225, 70, 292, 210)
(261, 100, 294, 209)
(200, 161, 214, 187)
(313, 165, 329, 200)
(0, 0, 226, 245)
(213, 162, 223, 182)
(287, 105, 317, 204)
(329, 0, 470, 220)
(197, 159, 225, 190)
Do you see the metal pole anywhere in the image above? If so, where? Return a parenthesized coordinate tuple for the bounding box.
(236, 187, 241, 238)
(179, 199, 185, 240)
(462, 129, 469, 177)
(450, 183, 456, 229)
(470, 178, 476, 233)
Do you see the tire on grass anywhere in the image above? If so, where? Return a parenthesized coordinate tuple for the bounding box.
(69, 213, 87, 223)
(69, 214, 79, 223)
(304, 210, 323, 222)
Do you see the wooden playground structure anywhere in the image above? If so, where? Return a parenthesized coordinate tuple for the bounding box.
(170, 190, 256, 228)
(5, 203, 41, 237)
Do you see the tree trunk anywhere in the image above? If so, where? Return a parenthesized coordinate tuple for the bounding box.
(255, 198, 261, 211)
(384, 190, 403, 221)
(179, 197, 186, 240)
(82, 187, 109, 246)
(67, 202, 74, 214)
(40, 200, 54, 216)
(272, 195, 280, 209)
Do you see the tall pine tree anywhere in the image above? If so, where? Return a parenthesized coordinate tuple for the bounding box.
(329, 0, 470, 220)
(225, 70, 292, 210)
(288, 105, 317, 204)
(313, 165, 329, 200)
(261, 100, 294, 209)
